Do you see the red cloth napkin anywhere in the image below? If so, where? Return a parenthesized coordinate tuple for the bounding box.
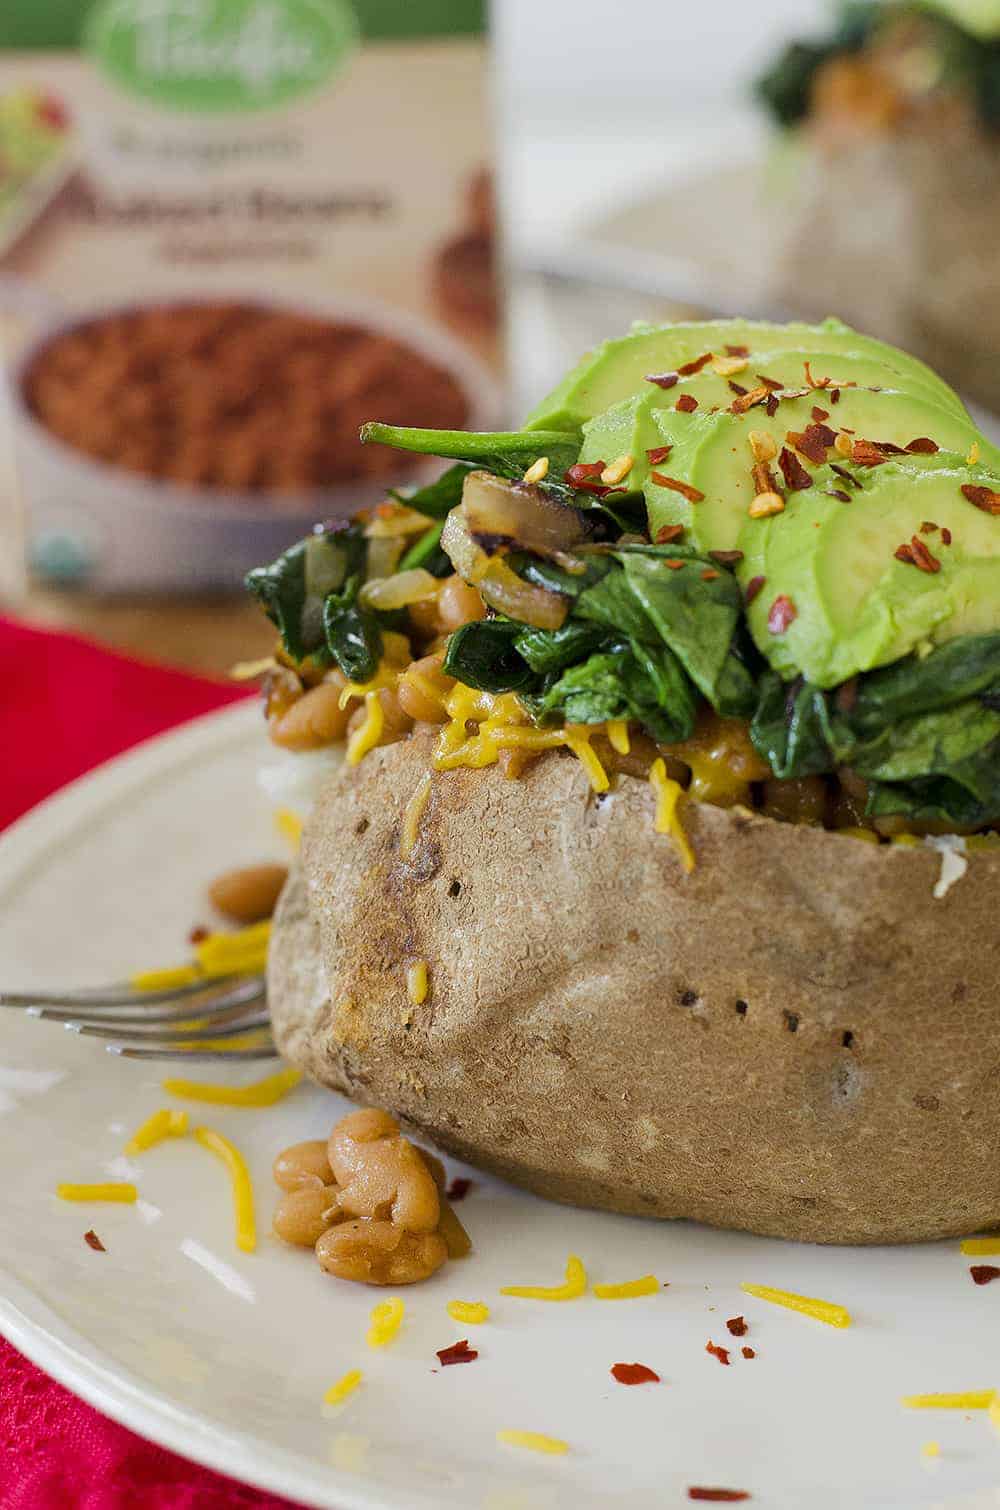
(0, 615, 299, 1509)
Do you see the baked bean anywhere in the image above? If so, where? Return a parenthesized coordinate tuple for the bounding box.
(209, 863, 288, 924)
(436, 575, 486, 632)
(263, 665, 303, 723)
(273, 1139, 335, 1192)
(273, 1185, 340, 1247)
(271, 679, 352, 750)
(315, 1219, 448, 1286)
(328, 1110, 440, 1233)
(396, 655, 454, 724)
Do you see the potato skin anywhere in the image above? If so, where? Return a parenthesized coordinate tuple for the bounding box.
(269, 731, 1000, 1245)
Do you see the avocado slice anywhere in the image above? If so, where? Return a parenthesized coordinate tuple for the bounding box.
(738, 455, 1000, 687)
(525, 316, 969, 434)
(580, 382, 995, 554)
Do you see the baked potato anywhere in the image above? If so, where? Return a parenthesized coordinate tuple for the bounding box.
(248, 316, 1000, 1245)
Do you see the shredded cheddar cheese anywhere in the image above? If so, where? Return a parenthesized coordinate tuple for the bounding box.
(56, 1182, 137, 1203)
(400, 772, 433, 858)
(324, 1369, 363, 1406)
(275, 807, 303, 848)
(496, 1430, 569, 1456)
(563, 729, 609, 793)
(989, 1396, 1000, 1433)
(592, 1274, 660, 1300)
(740, 1282, 851, 1328)
(960, 1237, 1000, 1256)
(406, 961, 429, 1006)
(367, 1296, 405, 1348)
(501, 1253, 587, 1301)
(162, 1066, 301, 1107)
(607, 720, 630, 754)
(124, 1107, 189, 1154)
(649, 758, 696, 872)
(131, 964, 202, 992)
(921, 1440, 941, 1458)
(903, 1391, 996, 1410)
(447, 1300, 489, 1325)
(194, 1126, 256, 1253)
(346, 691, 385, 766)
(432, 684, 612, 793)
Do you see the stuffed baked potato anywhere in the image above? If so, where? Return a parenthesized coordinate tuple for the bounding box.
(248, 316, 1000, 1244)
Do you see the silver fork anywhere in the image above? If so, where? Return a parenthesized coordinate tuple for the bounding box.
(0, 973, 275, 1060)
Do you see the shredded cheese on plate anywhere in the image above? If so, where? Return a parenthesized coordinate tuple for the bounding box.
(496, 1430, 569, 1456)
(124, 1107, 189, 1154)
(324, 1369, 363, 1406)
(740, 1282, 851, 1328)
(903, 1391, 996, 1409)
(367, 1297, 405, 1348)
(447, 1300, 489, 1325)
(194, 1125, 256, 1253)
(501, 1254, 587, 1301)
(162, 1066, 300, 1107)
(56, 1182, 137, 1203)
(960, 1236, 1000, 1256)
(592, 1274, 660, 1300)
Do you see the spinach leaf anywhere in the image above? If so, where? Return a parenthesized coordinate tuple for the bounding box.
(849, 633, 1000, 734)
(510, 553, 612, 600)
(443, 619, 537, 692)
(323, 582, 382, 684)
(245, 539, 325, 663)
(536, 642, 698, 744)
(849, 701, 1000, 786)
(361, 423, 581, 482)
(750, 674, 841, 780)
(391, 463, 473, 520)
(514, 621, 612, 675)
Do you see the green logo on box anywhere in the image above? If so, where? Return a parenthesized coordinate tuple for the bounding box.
(85, 0, 358, 113)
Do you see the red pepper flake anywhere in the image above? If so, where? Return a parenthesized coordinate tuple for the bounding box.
(804, 360, 829, 389)
(962, 483, 1000, 515)
(767, 595, 798, 635)
(709, 548, 744, 565)
(744, 574, 766, 606)
(895, 535, 941, 574)
(830, 463, 859, 488)
(971, 1265, 1000, 1285)
(650, 471, 705, 503)
(906, 436, 939, 454)
(84, 1230, 106, 1252)
(645, 371, 679, 389)
(436, 1339, 478, 1366)
(701, 569, 719, 581)
(688, 1488, 750, 1502)
(665, 559, 686, 570)
(778, 446, 812, 491)
(646, 445, 673, 464)
(188, 924, 209, 945)
(446, 1176, 472, 1202)
(725, 343, 750, 358)
(787, 424, 835, 464)
(764, 392, 779, 417)
(919, 520, 939, 534)
(728, 380, 748, 397)
(756, 373, 783, 391)
(811, 405, 830, 423)
(830, 387, 841, 403)
(941, 527, 952, 545)
(741, 1346, 756, 1360)
(827, 489, 851, 503)
(677, 351, 713, 376)
(564, 460, 606, 487)
(725, 1316, 748, 1337)
(706, 1340, 731, 1366)
(655, 524, 685, 544)
(676, 394, 699, 413)
(611, 1362, 660, 1385)
(852, 440, 890, 466)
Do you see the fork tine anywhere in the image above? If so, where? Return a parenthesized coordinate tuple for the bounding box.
(0, 975, 251, 1010)
(30, 977, 265, 1026)
(68, 1011, 271, 1044)
(108, 1042, 277, 1062)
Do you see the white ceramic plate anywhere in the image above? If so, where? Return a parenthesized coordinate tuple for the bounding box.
(1, 702, 999, 1510)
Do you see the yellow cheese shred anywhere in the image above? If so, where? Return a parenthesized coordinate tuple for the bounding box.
(592, 1274, 660, 1300)
(56, 1182, 137, 1203)
(194, 1125, 256, 1253)
(607, 720, 630, 754)
(324, 1369, 363, 1406)
(275, 807, 303, 849)
(400, 772, 433, 859)
(960, 1236, 1000, 1256)
(902, 1391, 996, 1410)
(346, 691, 384, 766)
(921, 1440, 941, 1458)
(447, 1300, 489, 1325)
(124, 1107, 189, 1154)
(194, 922, 271, 974)
(563, 729, 609, 793)
(431, 685, 612, 793)
(496, 1430, 569, 1456)
(130, 965, 202, 992)
(649, 758, 696, 873)
(406, 960, 429, 1006)
(162, 1066, 301, 1107)
(740, 1282, 851, 1329)
(501, 1253, 587, 1301)
(989, 1396, 1000, 1433)
(367, 1296, 405, 1348)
